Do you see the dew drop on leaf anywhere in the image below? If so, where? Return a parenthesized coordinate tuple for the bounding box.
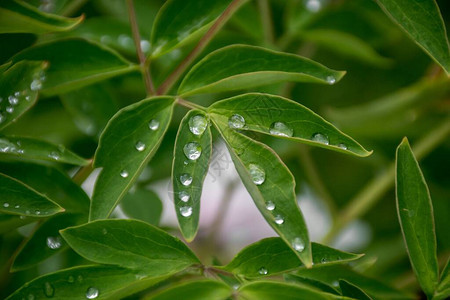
(265, 201, 275, 211)
(179, 191, 190, 202)
(148, 119, 159, 131)
(14, 204, 20, 209)
(30, 79, 43, 91)
(46, 236, 62, 250)
(35, 210, 40, 215)
(120, 170, 129, 178)
(338, 143, 348, 150)
(258, 267, 268, 275)
(183, 142, 202, 160)
(228, 114, 245, 129)
(180, 173, 193, 186)
(180, 206, 193, 217)
(311, 133, 329, 145)
(3, 202, 9, 208)
(44, 282, 55, 297)
(48, 151, 60, 160)
(269, 122, 293, 137)
(326, 75, 336, 84)
(305, 0, 322, 12)
(248, 163, 265, 185)
(274, 215, 285, 225)
(321, 257, 327, 263)
(135, 141, 146, 152)
(189, 115, 208, 136)
(6, 106, 14, 114)
(292, 237, 305, 252)
(8, 95, 19, 105)
(85, 287, 99, 299)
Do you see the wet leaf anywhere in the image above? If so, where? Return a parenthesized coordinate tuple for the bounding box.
(339, 280, 373, 300)
(146, 280, 232, 300)
(121, 188, 163, 226)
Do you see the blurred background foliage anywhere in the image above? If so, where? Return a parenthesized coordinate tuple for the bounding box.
(1, 0, 449, 298)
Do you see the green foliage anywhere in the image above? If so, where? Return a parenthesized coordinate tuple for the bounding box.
(1, 0, 449, 299)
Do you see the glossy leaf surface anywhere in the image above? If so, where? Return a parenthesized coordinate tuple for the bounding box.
(90, 96, 175, 221)
(223, 238, 362, 277)
(12, 38, 137, 96)
(396, 138, 439, 297)
(151, 0, 232, 57)
(6, 265, 168, 300)
(147, 280, 232, 300)
(339, 280, 373, 300)
(0, 60, 46, 130)
(121, 188, 163, 226)
(179, 45, 346, 96)
(209, 93, 371, 157)
(0, 0, 83, 34)
(172, 110, 212, 241)
(434, 258, 450, 300)
(0, 136, 89, 165)
(11, 213, 86, 271)
(211, 121, 312, 267)
(0, 173, 63, 217)
(284, 275, 340, 295)
(375, 0, 450, 74)
(60, 219, 200, 274)
(0, 213, 35, 234)
(238, 281, 345, 300)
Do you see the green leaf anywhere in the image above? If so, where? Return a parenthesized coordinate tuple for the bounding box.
(11, 213, 86, 272)
(5, 265, 169, 300)
(178, 45, 346, 96)
(238, 281, 345, 300)
(209, 93, 371, 157)
(0, 136, 89, 165)
(11, 38, 138, 96)
(284, 275, 340, 295)
(121, 188, 163, 226)
(434, 258, 450, 300)
(223, 238, 362, 278)
(0, 60, 46, 130)
(299, 29, 392, 67)
(60, 219, 200, 274)
(59, 83, 119, 138)
(172, 110, 212, 241)
(147, 280, 232, 300)
(150, 0, 232, 57)
(0, 161, 90, 213)
(210, 120, 312, 267)
(339, 280, 373, 300)
(0, 173, 63, 217)
(296, 265, 412, 300)
(375, 0, 450, 74)
(0, 61, 12, 74)
(90, 96, 175, 221)
(0, 213, 35, 234)
(395, 138, 439, 297)
(0, 0, 83, 34)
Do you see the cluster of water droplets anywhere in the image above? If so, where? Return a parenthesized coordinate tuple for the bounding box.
(46, 236, 62, 250)
(23, 277, 99, 299)
(311, 133, 349, 152)
(119, 119, 160, 180)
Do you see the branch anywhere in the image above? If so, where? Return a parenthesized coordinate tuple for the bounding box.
(157, 0, 247, 95)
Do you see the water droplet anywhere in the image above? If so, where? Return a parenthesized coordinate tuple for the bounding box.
(35, 210, 41, 215)
(248, 164, 265, 185)
(20, 215, 26, 220)
(135, 141, 146, 152)
(0, 113, 4, 124)
(269, 122, 293, 137)
(17, 149, 24, 154)
(274, 215, 285, 225)
(148, 119, 159, 131)
(46, 236, 62, 249)
(85, 287, 99, 299)
(292, 237, 305, 252)
(100, 35, 112, 44)
(30, 79, 43, 91)
(25, 210, 30, 215)
(320, 257, 327, 264)
(180, 173, 193, 186)
(331, 280, 339, 287)
(120, 170, 129, 178)
(178, 191, 190, 202)
(305, 0, 322, 12)
(326, 75, 336, 85)
(6, 106, 14, 114)
(179, 206, 193, 217)
(311, 133, 329, 145)
(258, 267, 268, 275)
(44, 282, 54, 297)
(8, 95, 19, 105)
(183, 142, 202, 160)
(68, 276, 75, 283)
(266, 201, 275, 211)
(228, 114, 245, 129)
(338, 143, 348, 150)
(189, 115, 208, 136)
(3, 202, 9, 208)
(102, 228, 108, 235)
(15, 204, 20, 209)
(118, 34, 133, 48)
(140, 40, 151, 53)
(25, 95, 31, 101)
(48, 151, 60, 160)
(14, 91, 20, 97)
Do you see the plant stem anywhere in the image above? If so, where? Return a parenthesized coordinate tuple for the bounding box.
(72, 160, 94, 185)
(322, 118, 450, 244)
(126, 0, 155, 96)
(176, 98, 207, 111)
(157, 0, 247, 95)
(258, 0, 275, 45)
